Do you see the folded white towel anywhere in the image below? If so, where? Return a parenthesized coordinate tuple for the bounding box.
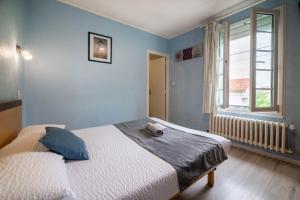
(145, 122, 167, 137)
(154, 123, 167, 132)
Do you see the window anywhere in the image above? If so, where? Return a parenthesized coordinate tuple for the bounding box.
(229, 18, 250, 109)
(216, 7, 284, 115)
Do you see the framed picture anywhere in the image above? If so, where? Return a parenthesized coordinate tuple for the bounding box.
(175, 51, 183, 62)
(182, 47, 193, 60)
(192, 44, 203, 58)
(88, 32, 112, 64)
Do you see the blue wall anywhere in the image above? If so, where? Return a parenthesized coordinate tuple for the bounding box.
(169, 0, 300, 158)
(0, 0, 25, 102)
(285, 0, 300, 156)
(23, 0, 169, 129)
(169, 27, 209, 131)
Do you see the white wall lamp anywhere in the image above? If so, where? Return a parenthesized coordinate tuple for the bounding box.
(16, 44, 33, 60)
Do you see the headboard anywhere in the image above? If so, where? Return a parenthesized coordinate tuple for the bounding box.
(0, 100, 22, 149)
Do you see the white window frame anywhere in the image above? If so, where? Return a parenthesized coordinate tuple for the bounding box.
(250, 8, 280, 112)
(223, 21, 230, 109)
(218, 6, 285, 117)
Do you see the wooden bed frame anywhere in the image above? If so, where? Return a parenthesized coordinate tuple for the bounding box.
(169, 167, 217, 200)
(0, 100, 22, 149)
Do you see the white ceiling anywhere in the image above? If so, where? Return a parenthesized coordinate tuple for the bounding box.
(58, 0, 264, 39)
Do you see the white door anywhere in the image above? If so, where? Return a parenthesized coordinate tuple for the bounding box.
(149, 57, 166, 120)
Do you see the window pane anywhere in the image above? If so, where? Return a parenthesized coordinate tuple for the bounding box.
(256, 32, 272, 51)
(254, 13, 275, 109)
(217, 60, 223, 75)
(218, 75, 223, 90)
(229, 80, 250, 106)
(230, 18, 250, 41)
(217, 90, 223, 106)
(229, 18, 250, 107)
(256, 70, 272, 88)
(230, 36, 250, 54)
(256, 90, 271, 108)
(256, 51, 272, 69)
(256, 14, 273, 32)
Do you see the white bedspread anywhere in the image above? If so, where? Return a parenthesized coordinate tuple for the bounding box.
(67, 119, 231, 200)
(67, 125, 179, 200)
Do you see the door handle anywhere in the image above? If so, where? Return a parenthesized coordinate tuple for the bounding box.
(149, 89, 152, 95)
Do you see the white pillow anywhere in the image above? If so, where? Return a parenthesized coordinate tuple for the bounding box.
(18, 124, 65, 137)
(0, 152, 76, 200)
(0, 132, 47, 158)
(0, 124, 65, 158)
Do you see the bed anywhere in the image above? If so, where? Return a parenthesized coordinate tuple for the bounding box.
(67, 117, 230, 200)
(0, 101, 231, 200)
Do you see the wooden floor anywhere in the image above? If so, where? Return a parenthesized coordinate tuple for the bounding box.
(178, 147, 300, 200)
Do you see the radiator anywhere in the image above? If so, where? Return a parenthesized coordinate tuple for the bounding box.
(210, 115, 293, 154)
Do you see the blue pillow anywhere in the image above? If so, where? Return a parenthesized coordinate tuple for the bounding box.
(39, 127, 89, 160)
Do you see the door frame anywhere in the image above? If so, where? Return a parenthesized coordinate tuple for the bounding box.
(146, 50, 170, 121)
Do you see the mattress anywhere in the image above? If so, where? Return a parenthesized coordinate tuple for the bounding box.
(67, 118, 231, 200)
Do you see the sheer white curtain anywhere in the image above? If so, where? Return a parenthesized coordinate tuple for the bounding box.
(202, 22, 222, 114)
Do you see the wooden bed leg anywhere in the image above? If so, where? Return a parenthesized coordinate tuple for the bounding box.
(207, 171, 214, 187)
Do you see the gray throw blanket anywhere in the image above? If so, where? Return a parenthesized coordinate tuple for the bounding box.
(114, 118, 228, 191)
